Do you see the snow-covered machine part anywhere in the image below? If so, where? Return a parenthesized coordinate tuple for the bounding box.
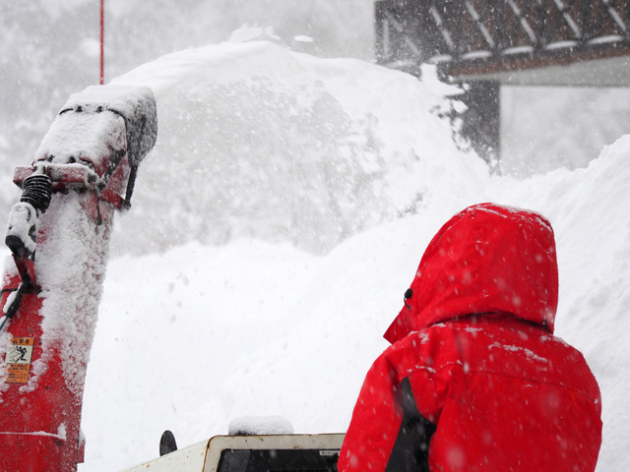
(0, 85, 157, 472)
(35, 85, 157, 212)
(52, 85, 158, 169)
(120, 434, 345, 472)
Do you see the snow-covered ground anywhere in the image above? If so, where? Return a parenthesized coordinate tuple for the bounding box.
(11, 41, 625, 471)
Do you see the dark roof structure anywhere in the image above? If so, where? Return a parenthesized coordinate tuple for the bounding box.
(375, 0, 630, 86)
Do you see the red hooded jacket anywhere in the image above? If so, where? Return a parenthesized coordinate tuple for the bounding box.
(338, 203, 602, 472)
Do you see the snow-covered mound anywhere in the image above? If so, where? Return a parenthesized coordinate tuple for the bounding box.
(109, 41, 487, 255)
(67, 42, 628, 472)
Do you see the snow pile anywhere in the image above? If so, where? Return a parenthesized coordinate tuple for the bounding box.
(10, 41, 615, 472)
(108, 41, 487, 255)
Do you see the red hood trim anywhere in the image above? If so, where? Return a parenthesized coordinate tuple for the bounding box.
(384, 203, 558, 344)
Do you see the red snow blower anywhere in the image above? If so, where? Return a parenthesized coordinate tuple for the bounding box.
(0, 85, 157, 472)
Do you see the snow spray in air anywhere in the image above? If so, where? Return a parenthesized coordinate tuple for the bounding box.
(0, 85, 157, 472)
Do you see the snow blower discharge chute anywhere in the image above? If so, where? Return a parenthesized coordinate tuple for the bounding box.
(0, 85, 157, 472)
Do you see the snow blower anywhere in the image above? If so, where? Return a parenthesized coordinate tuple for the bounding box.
(0, 85, 157, 472)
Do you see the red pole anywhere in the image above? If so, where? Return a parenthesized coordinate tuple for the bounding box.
(100, 0, 104, 85)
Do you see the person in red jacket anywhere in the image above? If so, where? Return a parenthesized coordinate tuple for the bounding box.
(338, 203, 602, 472)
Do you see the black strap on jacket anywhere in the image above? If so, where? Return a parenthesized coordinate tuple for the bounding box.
(385, 377, 437, 472)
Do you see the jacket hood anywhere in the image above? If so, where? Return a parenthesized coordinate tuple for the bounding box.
(384, 203, 558, 344)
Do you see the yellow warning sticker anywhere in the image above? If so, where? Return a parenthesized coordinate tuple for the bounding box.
(5, 337, 35, 384)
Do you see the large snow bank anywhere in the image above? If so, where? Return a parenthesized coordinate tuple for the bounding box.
(109, 41, 487, 255)
(53, 41, 628, 472)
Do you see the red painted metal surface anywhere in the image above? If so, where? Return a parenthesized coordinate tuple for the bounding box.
(0, 162, 129, 471)
(0, 277, 84, 470)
